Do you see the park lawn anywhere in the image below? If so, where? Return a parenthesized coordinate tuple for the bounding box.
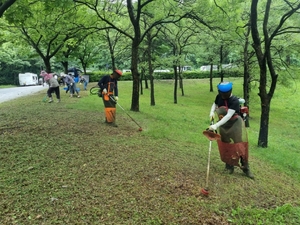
(0, 85, 16, 88)
(0, 78, 299, 225)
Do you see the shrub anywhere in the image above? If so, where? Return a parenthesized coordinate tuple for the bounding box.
(87, 70, 244, 82)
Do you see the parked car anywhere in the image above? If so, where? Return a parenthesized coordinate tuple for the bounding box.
(18, 72, 38, 86)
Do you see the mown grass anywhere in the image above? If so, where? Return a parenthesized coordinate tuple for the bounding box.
(0, 78, 299, 225)
(0, 85, 15, 88)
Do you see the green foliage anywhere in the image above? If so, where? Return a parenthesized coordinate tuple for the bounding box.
(0, 0, 299, 88)
(88, 70, 133, 82)
(0, 42, 41, 85)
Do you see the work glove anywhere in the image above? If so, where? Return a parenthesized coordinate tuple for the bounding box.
(102, 88, 107, 94)
(239, 98, 245, 104)
(114, 96, 118, 101)
(209, 124, 218, 131)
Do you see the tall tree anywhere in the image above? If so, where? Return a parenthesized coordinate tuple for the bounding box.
(161, 22, 200, 103)
(74, 0, 191, 111)
(74, 34, 103, 74)
(250, 0, 300, 147)
(5, 0, 91, 73)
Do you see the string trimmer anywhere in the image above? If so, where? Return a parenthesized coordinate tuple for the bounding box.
(201, 119, 221, 196)
(89, 86, 102, 97)
(109, 95, 143, 131)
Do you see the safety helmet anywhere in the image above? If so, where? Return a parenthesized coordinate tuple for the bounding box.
(217, 82, 233, 93)
(114, 70, 123, 76)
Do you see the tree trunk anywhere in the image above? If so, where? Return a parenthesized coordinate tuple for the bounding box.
(140, 71, 143, 95)
(209, 62, 214, 91)
(243, 22, 251, 127)
(150, 72, 155, 106)
(219, 45, 224, 82)
(0, 0, 17, 17)
(209, 69, 213, 92)
(258, 97, 271, 147)
(173, 65, 178, 104)
(130, 40, 140, 112)
(179, 74, 184, 96)
(106, 31, 116, 70)
(145, 32, 155, 106)
(144, 73, 149, 89)
(251, 0, 279, 147)
(61, 61, 68, 74)
(79, 58, 87, 74)
(43, 57, 52, 73)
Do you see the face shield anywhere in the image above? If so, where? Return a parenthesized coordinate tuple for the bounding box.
(219, 90, 232, 99)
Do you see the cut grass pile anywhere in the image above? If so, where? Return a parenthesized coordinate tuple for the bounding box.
(0, 79, 299, 224)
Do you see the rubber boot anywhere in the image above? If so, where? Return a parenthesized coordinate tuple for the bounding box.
(105, 108, 117, 127)
(48, 97, 53, 103)
(225, 163, 234, 174)
(242, 167, 254, 179)
(241, 159, 254, 179)
(107, 122, 118, 127)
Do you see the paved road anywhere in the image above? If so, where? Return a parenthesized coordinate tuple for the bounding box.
(0, 85, 48, 104)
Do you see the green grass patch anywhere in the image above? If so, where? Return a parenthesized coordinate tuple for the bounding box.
(229, 204, 300, 225)
(0, 79, 299, 224)
(0, 85, 16, 88)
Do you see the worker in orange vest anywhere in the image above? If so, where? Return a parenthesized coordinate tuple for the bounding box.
(98, 70, 122, 127)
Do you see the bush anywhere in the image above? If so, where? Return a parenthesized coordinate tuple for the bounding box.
(89, 71, 133, 82)
(88, 70, 244, 82)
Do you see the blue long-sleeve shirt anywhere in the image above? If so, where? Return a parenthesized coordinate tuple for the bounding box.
(63, 74, 75, 85)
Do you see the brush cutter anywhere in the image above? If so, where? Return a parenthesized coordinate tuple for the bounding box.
(109, 95, 143, 131)
(89, 86, 102, 97)
(201, 118, 221, 196)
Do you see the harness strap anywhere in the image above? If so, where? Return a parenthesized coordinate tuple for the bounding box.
(224, 100, 239, 120)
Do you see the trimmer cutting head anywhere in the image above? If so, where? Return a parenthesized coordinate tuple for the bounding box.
(202, 130, 221, 141)
(201, 187, 209, 196)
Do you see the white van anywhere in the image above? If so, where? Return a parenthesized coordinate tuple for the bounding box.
(200, 65, 218, 71)
(19, 72, 39, 86)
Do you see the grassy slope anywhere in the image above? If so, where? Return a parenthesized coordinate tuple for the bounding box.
(0, 79, 299, 225)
